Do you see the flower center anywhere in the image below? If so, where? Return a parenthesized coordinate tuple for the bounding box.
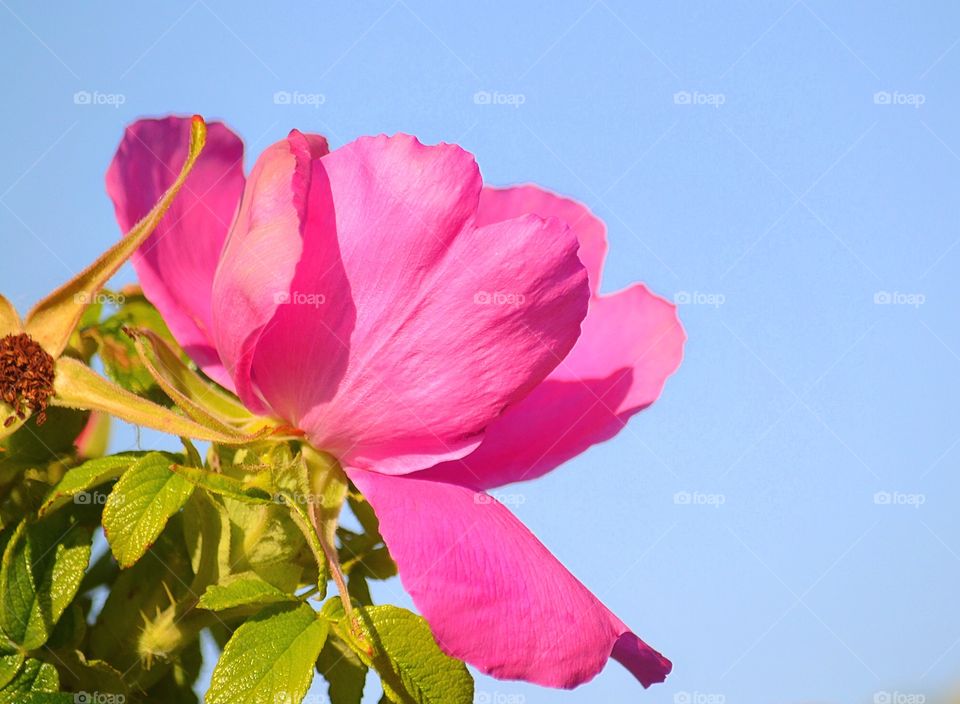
(0, 333, 55, 427)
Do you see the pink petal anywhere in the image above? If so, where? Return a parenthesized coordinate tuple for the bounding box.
(478, 185, 607, 295)
(230, 134, 589, 474)
(420, 283, 684, 489)
(349, 469, 671, 689)
(210, 130, 329, 412)
(106, 116, 245, 389)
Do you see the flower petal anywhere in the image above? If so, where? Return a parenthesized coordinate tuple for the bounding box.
(420, 284, 684, 489)
(210, 130, 330, 412)
(240, 134, 589, 474)
(106, 116, 245, 388)
(478, 185, 607, 295)
(348, 469, 671, 689)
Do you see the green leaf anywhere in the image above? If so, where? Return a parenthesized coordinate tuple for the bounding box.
(0, 514, 92, 649)
(39, 454, 142, 516)
(197, 575, 296, 611)
(17, 695, 74, 704)
(181, 491, 226, 590)
(220, 498, 305, 593)
(207, 603, 329, 704)
(102, 453, 195, 567)
(0, 658, 59, 703)
(335, 606, 473, 704)
(0, 653, 23, 691)
(316, 633, 367, 704)
(169, 464, 273, 505)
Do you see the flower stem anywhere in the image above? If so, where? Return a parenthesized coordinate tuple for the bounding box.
(311, 510, 354, 623)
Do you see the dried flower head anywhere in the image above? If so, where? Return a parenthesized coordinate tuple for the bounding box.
(0, 332, 55, 427)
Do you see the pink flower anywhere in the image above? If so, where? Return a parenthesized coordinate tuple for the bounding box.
(106, 116, 685, 689)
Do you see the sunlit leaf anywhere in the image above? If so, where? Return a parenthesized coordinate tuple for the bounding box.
(102, 453, 194, 567)
(207, 603, 329, 704)
(334, 605, 473, 704)
(169, 464, 273, 505)
(0, 652, 23, 691)
(197, 574, 296, 611)
(0, 514, 92, 649)
(39, 453, 142, 516)
(0, 658, 60, 703)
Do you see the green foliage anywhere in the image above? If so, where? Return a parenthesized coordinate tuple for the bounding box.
(169, 462, 273, 504)
(39, 454, 140, 516)
(334, 605, 474, 704)
(207, 603, 329, 704)
(197, 574, 297, 611)
(102, 453, 194, 567)
(0, 293, 475, 702)
(0, 513, 92, 649)
(0, 658, 62, 702)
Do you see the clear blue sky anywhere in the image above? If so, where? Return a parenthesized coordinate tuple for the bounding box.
(2, 2, 958, 702)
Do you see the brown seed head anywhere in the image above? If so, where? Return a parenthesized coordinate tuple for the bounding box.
(0, 333, 55, 427)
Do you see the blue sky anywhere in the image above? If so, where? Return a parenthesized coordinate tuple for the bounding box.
(2, 2, 958, 702)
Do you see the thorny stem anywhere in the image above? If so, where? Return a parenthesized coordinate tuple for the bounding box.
(309, 502, 357, 629)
